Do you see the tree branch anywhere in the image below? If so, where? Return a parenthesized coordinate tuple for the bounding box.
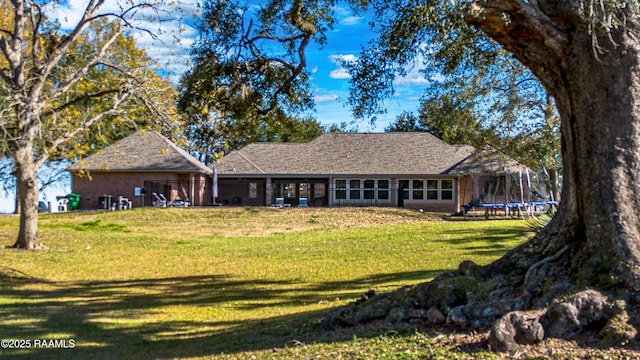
(466, 0, 569, 90)
(46, 26, 124, 103)
(44, 89, 122, 115)
(37, 90, 132, 168)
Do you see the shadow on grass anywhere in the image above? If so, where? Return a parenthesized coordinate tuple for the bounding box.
(0, 270, 444, 359)
(431, 226, 530, 258)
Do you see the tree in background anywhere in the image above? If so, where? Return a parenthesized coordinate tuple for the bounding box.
(178, 0, 337, 158)
(179, 106, 324, 164)
(0, 1, 178, 249)
(384, 54, 561, 198)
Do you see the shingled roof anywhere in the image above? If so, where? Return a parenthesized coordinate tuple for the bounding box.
(447, 146, 527, 175)
(67, 130, 212, 175)
(218, 132, 480, 176)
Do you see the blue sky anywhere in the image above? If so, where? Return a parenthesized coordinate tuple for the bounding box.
(0, 1, 431, 212)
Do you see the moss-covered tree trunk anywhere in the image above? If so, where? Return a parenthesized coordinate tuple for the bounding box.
(324, 2, 640, 349)
(468, 0, 640, 294)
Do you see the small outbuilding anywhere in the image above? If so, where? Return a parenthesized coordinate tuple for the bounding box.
(67, 130, 213, 209)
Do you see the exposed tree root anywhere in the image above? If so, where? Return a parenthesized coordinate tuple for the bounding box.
(523, 245, 568, 289)
(321, 234, 639, 354)
(10, 241, 47, 250)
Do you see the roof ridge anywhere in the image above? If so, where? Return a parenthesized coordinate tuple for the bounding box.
(152, 130, 212, 173)
(236, 149, 266, 174)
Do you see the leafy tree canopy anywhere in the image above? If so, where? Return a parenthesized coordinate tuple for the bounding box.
(179, 0, 341, 161)
(348, 0, 561, 172)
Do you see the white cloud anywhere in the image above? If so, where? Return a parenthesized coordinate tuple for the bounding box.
(44, 1, 201, 83)
(340, 16, 363, 26)
(329, 67, 351, 80)
(393, 68, 430, 86)
(332, 5, 352, 18)
(314, 94, 340, 102)
(328, 54, 358, 80)
(393, 54, 430, 87)
(329, 54, 358, 63)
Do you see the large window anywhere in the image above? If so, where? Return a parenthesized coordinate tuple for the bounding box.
(249, 182, 257, 198)
(334, 179, 453, 202)
(413, 180, 424, 200)
(441, 180, 453, 200)
(427, 180, 439, 200)
(335, 180, 347, 199)
(299, 183, 309, 198)
(378, 180, 389, 200)
(282, 183, 296, 198)
(349, 180, 361, 200)
(314, 183, 326, 199)
(364, 180, 375, 199)
(335, 179, 392, 202)
(427, 179, 454, 201)
(399, 178, 455, 201)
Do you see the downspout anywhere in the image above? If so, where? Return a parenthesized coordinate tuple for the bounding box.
(190, 174, 195, 206)
(456, 175, 461, 212)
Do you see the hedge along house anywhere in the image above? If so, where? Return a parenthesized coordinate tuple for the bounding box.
(215, 132, 532, 213)
(67, 130, 213, 209)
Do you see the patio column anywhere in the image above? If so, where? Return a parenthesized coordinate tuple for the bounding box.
(266, 177, 272, 206)
(190, 174, 195, 206)
(455, 176, 461, 213)
(328, 176, 333, 207)
(390, 178, 398, 207)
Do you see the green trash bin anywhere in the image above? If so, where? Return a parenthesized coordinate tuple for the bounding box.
(66, 193, 81, 210)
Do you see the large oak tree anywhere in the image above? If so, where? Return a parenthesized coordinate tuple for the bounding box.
(192, 0, 640, 347)
(358, 0, 640, 288)
(329, 0, 640, 347)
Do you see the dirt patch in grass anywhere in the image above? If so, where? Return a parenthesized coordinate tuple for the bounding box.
(116, 207, 442, 238)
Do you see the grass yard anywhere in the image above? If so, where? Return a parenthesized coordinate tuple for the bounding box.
(0, 207, 530, 359)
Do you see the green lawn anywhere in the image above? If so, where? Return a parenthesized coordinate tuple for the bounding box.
(0, 207, 529, 359)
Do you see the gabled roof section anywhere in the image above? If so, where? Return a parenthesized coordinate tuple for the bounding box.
(446, 146, 528, 175)
(67, 130, 212, 175)
(218, 132, 477, 176)
(217, 142, 305, 174)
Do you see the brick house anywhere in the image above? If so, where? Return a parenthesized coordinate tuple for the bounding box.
(215, 132, 539, 213)
(67, 130, 212, 209)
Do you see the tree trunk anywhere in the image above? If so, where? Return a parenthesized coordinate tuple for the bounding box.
(467, 2, 640, 293)
(13, 189, 20, 215)
(12, 136, 44, 250)
(323, 2, 640, 346)
(558, 29, 640, 290)
(548, 168, 559, 204)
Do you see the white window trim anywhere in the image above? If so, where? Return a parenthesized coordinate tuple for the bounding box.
(334, 179, 392, 202)
(402, 178, 455, 202)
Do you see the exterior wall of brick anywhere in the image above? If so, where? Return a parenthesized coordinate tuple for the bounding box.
(71, 172, 210, 209)
(190, 174, 210, 206)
